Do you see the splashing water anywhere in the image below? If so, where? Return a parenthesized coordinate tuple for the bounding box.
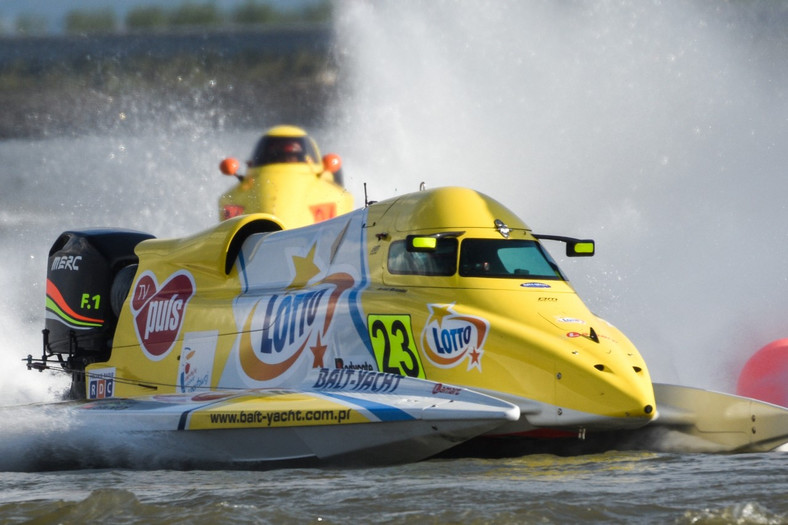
(0, 132, 257, 405)
(329, 1, 788, 391)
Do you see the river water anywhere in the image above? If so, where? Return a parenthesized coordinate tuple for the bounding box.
(0, 452, 784, 524)
(1, 1, 788, 523)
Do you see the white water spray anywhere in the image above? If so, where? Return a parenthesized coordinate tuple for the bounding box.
(330, 1, 788, 390)
(0, 133, 255, 405)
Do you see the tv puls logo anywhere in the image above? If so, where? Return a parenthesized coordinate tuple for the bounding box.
(131, 270, 196, 361)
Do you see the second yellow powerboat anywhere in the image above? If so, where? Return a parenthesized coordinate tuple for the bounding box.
(217, 125, 354, 230)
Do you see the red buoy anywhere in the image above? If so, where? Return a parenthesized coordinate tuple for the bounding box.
(736, 338, 788, 407)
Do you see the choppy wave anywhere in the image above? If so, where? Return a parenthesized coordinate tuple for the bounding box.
(0, 453, 786, 523)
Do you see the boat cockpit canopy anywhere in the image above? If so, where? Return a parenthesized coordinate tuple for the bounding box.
(249, 135, 320, 167)
(388, 237, 566, 280)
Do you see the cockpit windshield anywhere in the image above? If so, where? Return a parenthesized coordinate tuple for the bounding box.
(249, 136, 319, 167)
(388, 238, 457, 276)
(387, 237, 566, 280)
(459, 239, 565, 279)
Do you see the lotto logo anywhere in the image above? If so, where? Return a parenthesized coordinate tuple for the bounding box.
(420, 304, 489, 371)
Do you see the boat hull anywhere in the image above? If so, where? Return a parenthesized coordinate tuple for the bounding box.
(59, 370, 520, 468)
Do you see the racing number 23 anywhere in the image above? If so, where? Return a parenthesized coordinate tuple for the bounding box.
(368, 314, 425, 378)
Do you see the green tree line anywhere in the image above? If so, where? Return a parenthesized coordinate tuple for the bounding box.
(12, 1, 332, 36)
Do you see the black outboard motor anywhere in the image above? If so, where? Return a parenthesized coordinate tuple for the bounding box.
(38, 229, 155, 399)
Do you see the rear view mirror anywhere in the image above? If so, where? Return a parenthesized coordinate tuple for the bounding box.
(220, 157, 240, 176)
(322, 153, 342, 174)
(566, 240, 595, 257)
(219, 157, 245, 181)
(533, 234, 595, 257)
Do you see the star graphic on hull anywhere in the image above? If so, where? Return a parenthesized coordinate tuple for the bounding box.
(427, 303, 454, 325)
(469, 347, 483, 371)
(310, 332, 328, 368)
(288, 243, 320, 288)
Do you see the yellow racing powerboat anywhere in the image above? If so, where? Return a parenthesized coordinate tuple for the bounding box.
(29, 186, 788, 467)
(217, 125, 354, 229)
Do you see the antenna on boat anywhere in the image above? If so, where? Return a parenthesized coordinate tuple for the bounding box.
(364, 183, 377, 207)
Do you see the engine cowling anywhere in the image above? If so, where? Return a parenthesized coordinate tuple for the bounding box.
(44, 229, 154, 397)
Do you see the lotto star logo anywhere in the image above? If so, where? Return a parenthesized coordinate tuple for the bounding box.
(131, 270, 195, 361)
(238, 243, 354, 383)
(420, 304, 489, 371)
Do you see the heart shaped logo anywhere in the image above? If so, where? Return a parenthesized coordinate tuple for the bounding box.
(130, 270, 196, 361)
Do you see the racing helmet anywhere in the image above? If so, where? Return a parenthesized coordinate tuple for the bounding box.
(282, 141, 303, 157)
